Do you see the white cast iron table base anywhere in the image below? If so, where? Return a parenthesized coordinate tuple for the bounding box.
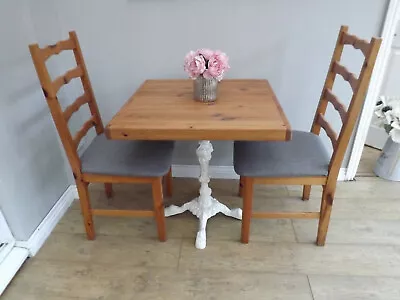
(164, 141, 242, 249)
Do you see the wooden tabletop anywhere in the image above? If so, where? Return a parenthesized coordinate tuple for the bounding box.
(106, 79, 291, 141)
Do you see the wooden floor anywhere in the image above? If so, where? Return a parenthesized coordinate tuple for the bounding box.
(356, 145, 381, 177)
(4, 147, 400, 300)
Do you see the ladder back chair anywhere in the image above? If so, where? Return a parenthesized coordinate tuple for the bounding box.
(234, 26, 382, 245)
(29, 31, 174, 242)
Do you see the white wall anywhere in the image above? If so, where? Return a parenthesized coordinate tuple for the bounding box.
(0, 0, 70, 240)
(43, 0, 388, 167)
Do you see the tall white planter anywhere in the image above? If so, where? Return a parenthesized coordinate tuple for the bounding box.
(374, 137, 400, 181)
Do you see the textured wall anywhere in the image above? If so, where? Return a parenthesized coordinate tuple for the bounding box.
(0, 0, 70, 240)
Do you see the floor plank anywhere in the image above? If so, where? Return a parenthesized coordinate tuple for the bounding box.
(3, 260, 313, 300)
(309, 275, 400, 300)
(179, 239, 400, 276)
(357, 146, 380, 176)
(293, 219, 400, 245)
(35, 233, 181, 269)
(287, 177, 399, 199)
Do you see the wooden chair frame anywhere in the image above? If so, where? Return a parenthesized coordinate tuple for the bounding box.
(239, 26, 382, 246)
(29, 31, 173, 242)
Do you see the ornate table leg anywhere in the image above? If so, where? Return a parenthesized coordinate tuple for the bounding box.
(165, 140, 242, 249)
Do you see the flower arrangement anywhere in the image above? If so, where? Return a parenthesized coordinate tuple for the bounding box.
(374, 96, 400, 143)
(184, 49, 230, 81)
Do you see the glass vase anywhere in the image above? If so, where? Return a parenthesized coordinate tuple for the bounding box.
(193, 76, 218, 103)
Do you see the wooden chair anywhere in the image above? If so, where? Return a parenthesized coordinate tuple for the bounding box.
(29, 31, 174, 242)
(234, 26, 382, 245)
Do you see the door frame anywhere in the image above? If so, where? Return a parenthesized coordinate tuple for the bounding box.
(0, 210, 16, 267)
(0, 209, 28, 295)
(0, 210, 14, 245)
(346, 0, 400, 180)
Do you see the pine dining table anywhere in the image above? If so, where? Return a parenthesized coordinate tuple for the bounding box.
(106, 79, 291, 249)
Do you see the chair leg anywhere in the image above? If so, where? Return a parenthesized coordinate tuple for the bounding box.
(302, 185, 311, 201)
(238, 176, 244, 197)
(316, 187, 334, 246)
(152, 177, 167, 242)
(164, 167, 173, 197)
(241, 177, 254, 244)
(76, 180, 95, 240)
(104, 183, 113, 199)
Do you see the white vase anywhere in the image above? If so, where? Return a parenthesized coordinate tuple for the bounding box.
(373, 137, 400, 181)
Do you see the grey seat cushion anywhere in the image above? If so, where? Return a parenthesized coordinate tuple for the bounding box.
(234, 131, 330, 177)
(80, 134, 174, 177)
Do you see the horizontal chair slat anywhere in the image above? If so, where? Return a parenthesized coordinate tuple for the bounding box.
(41, 38, 75, 60)
(253, 176, 327, 185)
(341, 32, 371, 57)
(64, 93, 90, 122)
(325, 88, 347, 123)
(53, 66, 84, 94)
(252, 212, 320, 219)
(317, 113, 337, 149)
(92, 209, 154, 217)
(332, 61, 359, 92)
(82, 173, 156, 183)
(73, 116, 96, 148)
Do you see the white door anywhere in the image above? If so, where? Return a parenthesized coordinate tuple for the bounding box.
(366, 20, 400, 149)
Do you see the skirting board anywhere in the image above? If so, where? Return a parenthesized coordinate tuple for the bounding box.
(172, 164, 348, 181)
(15, 185, 77, 257)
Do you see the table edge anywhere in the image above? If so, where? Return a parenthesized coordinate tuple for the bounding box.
(106, 79, 292, 141)
(266, 81, 292, 140)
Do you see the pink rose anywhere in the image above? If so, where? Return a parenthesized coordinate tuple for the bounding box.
(203, 51, 230, 81)
(196, 48, 214, 60)
(184, 51, 206, 79)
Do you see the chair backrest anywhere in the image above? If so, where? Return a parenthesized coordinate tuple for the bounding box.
(311, 25, 381, 182)
(29, 31, 104, 179)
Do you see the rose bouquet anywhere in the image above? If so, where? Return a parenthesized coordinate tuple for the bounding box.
(184, 49, 230, 103)
(184, 49, 230, 81)
(374, 96, 400, 143)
